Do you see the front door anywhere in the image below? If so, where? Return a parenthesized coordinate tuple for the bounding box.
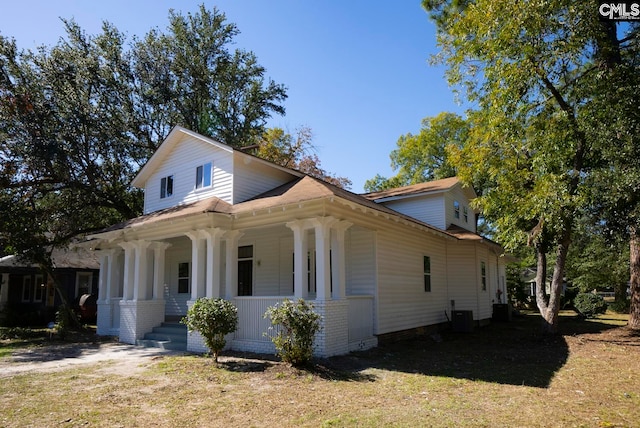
(238, 245, 253, 296)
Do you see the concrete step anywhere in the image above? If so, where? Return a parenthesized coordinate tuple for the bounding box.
(137, 321, 188, 352)
(136, 339, 186, 351)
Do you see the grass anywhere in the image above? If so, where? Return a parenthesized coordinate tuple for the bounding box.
(1, 311, 639, 427)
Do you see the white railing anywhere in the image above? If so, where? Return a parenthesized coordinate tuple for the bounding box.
(347, 295, 374, 342)
(233, 297, 288, 341)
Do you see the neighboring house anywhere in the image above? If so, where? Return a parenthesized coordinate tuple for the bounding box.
(0, 247, 99, 326)
(86, 126, 508, 357)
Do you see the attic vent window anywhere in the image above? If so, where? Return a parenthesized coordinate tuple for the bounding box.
(196, 162, 212, 189)
(454, 200, 460, 219)
(160, 175, 174, 199)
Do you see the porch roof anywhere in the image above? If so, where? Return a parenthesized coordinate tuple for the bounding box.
(90, 175, 459, 240)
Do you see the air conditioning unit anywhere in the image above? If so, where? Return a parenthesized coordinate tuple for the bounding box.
(452, 310, 474, 332)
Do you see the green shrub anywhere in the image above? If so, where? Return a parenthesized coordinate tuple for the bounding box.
(573, 293, 608, 318)
(608, 298, 630, 313)
(55, 305, 72, 339)
(182, 298, 238, 362)
(264, 298, 322, 367)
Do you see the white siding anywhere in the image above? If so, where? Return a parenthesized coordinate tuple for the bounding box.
(382, 195, 446, 229)
(232, 153, 298, 203)
(143, 135, 234, 214)
(239, 225, 293, 297)
(444, 187, 476, 232)
(164, 237, 192, 316)
(375, 226, 449, 335)
(345, 226, 376, 295)
(475, 246, 493, 321)
(445, 242, 478, 316)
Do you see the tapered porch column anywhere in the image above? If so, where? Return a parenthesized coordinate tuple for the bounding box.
(132, 241, 152, 301)
(119, 242, 136, 301)
(286, 220, 311, 299)
(331, 221, 353, 299)
(151, 242, 171, 300)
(186, 231, 206, 301)
(202, 228, 225, 298)
(224, 230, 243, 299)
(97, 251, 110, 303)
(312, 217, 339, 301)
(96, 248, 122, 336)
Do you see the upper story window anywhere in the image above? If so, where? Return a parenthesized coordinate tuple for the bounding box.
(453, 200, 460, 219)
(160, 175, 174, 199)
(196, 162, 212, 189)
(463, 206, 469, 223)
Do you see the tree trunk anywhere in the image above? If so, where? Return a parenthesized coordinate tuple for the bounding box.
(40, 263, 82, 330)
(537, 230, 571, 334)
(534, 247, 548, 314)
(629, 227, 640, 329)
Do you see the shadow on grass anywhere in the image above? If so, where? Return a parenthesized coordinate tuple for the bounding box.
(319, 312, 625, 388)
(219, 359, 272, 373)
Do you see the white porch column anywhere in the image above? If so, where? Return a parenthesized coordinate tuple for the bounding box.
(286, 220, 311, 299)
(132, 240, 152, 301)
(151, 242, 171, 300)
(331, 221, 352, 300)
(0, 273, 9, 309)
(96, 251, 111, 303)
(312, 217, 338, 301)
(203, 228, 224, 298)
(186, 231, 207, 301)
(119, 242, 136, 301)
(224, 230, 243, 299)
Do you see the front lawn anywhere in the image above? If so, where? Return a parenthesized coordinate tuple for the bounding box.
(1, 311, 638, 427)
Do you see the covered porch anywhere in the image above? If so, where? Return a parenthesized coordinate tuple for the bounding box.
(93, 216, 377, 357)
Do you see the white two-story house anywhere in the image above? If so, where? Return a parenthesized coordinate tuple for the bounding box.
(88, 126, 508, 357)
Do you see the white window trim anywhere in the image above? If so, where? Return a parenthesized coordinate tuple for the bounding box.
(160, 174, 175, 199)
(75, 272, 93, 297)
(454, 200, 460, 219)
(177, 261, 190, 294)
(423, 255, 432, 292)
(195, 161, 213, 190)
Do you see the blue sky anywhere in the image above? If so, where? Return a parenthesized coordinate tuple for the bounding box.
(0, 1, 464, 192)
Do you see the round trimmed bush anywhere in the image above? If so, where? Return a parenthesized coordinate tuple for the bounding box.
(264, 298, 322, 367)
(182, 297, 238, 362)
(573, 293, 608, 318)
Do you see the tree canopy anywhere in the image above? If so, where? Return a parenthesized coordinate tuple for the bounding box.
(364, 112, 469, 192)
(252, 127, 351, 189)
(0, 5, 288, 289)
(423, 0, 640, 330)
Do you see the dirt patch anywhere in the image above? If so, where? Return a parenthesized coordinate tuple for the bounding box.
(0, 342, 183, 378)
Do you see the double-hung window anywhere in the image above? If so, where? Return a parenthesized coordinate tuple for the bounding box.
(423, 256, 432, 292)
(178, 262, 190, 294)
(481, 261, 487, 291)
(454, 200, 460, 219)
(160, 175, 174, 199)
(196, 162, 212, 189)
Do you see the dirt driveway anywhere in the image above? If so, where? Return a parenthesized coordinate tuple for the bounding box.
(0, 342, 183, 378)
